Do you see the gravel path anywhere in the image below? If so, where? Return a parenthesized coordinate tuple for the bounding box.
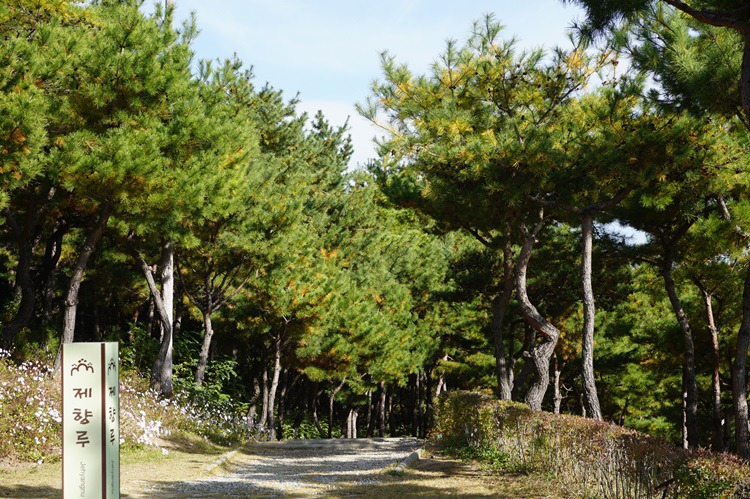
(144, 437, 423, 498)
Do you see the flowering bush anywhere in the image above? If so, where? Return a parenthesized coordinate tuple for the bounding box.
(0, 351, 259, 463)
(434, 391, 750, 498)
(0, 349, 60, 461)
(119, 371, 260, 447)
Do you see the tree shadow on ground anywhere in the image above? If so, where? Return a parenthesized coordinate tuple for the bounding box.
(144, 446, 562, 498)
(0, 484, 61, 498)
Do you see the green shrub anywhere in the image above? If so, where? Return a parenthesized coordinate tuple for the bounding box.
(281, 414, 329, 440)
(433, 391, 750, 498)
(120, 325, 158, 372)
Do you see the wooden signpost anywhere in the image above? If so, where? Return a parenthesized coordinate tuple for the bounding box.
(62, 342, 120, 498)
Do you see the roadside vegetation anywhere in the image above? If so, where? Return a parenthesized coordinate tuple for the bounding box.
(0, 348, 254, 464)
(435, 391, 750, 498)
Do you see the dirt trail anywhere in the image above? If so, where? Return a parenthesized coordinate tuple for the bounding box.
(135, 438, 564, 498)
(1, 438, 564, 498)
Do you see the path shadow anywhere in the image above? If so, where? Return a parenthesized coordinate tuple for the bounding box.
(0, 484, 61, 498)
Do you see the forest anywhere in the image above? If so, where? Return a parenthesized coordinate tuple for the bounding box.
(3, 0, 750, 463)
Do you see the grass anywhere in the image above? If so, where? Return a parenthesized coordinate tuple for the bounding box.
(334, 447, 565, 498)
(0, 436, 236, 498)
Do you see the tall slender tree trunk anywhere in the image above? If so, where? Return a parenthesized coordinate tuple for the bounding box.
(346, 408, 358, 438)
(277, 369, 292, 440)
(493, 238, 515, 400)
(129, 242, 174, 397)
(511, 325, 536, 401)
(515, 220, 560, 410)
(661, 259, 699, 449)
(388, 391, 395, 436)
(425, 368, 435, 430)
(154, 242, 174, 394)
(328, 378, 346, 439)
(1, 238, 35, 350)
(435, 375, 445, 399)
(553, 354, 563, 415)
(580, 214, 603, 420)
(259, 366, 269, 430)
(145, 295, 155, 338)
(266, 334, 283, 441)
(247, 376, 261, 424)
(312, 385, 325, 437)
(194, 264, 215, 386)
(700, 288, 725, 452)
(410, 374, 418, 437)
(194, 310, 214, 385)
(683, 377, 689, 450)
(54, 203, 112, 372)
(715, 195, 750, 457)
(366, 390, 374, 437)
(1, 189, 56, 348)
(378, 381, 387, 437)
(733, 265, 750, 458)
(41, 223, 66, 327)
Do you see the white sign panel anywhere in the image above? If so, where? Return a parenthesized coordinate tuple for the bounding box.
(62, 342, 119, 498)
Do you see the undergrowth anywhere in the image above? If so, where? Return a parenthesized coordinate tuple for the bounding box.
(434, 390, 750, 499)
(0, 348, 261, 463)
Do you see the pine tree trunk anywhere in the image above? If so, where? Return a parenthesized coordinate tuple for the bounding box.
(266, 335, 282, 441)
(247, 376, 261, 425)
(312, 385, 325, 437)
(553, 354, 563, 415)
(493, 238, 515, 400)
(516, 222, 560, 410)
(194, 310, 214, 385)
(154, 242, 174, 395)
(701, 289, 725, 452)
(347, 408, 358, 438)
(259, 367, 269, 431)
(129, 244, 174, 397)
(1, 239, 35, 350)
(683, 379, 689, 450)
(41, 226, 65, 327)
(378, 381, 387, 437)
(366, 390, 374, 438)
(411, 374, 419, 437)
(277, 369, 290, 441)
(388, 391, 395, 436)
(328, 378, 345, 439)
(733, 264, 750, 458)
(1, 190, 56, 348)
(580, 214, 603, 420)
(512, 325, 537, 400)
(741, 32, 750, 124)
(54, 203, 112, 373)
(435, 375, 445, 399)
(661, 260, 699, 449)
(160, 241, 174, 336)
(425, 369, 434, 430)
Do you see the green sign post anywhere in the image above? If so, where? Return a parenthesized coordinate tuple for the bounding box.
(62, 342, 119, 498)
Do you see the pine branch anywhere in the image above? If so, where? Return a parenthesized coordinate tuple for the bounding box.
(662, 0, 750, 34)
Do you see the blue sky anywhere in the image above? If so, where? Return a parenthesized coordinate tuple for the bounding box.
(168, 1, 584, 168)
